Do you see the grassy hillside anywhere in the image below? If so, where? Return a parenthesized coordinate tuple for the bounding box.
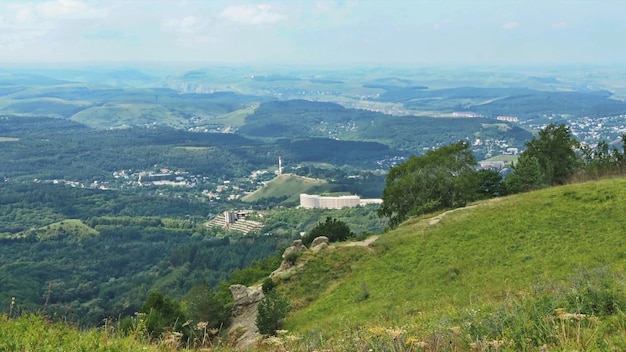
(274, 177, 626, 351)
(212, 103, 260, 129)
(34, 219, 98, 240)
(6, 178, 626, 351)
(0, 314, 171, 352)
(70, 103, 188, 128)
(241, 174, 328, 204)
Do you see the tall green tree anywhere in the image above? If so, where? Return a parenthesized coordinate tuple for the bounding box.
(184, 282, 231, 329)
(504, 154, 546, 194)
(475, 169, 504, 198)
(523, 123, 581, 185)
(378, 141, 478, 228)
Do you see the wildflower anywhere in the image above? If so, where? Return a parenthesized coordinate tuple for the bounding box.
(450, 326, 462, 335)
(406, 336, 429, 349)
(261, 336, 284, 348)
(385, 327, 406, 340)
(555, 307, 586, 320)
(284, 334, 301, 342)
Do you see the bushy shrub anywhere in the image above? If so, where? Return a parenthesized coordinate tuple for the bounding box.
(256, 290, 290, 336)
(302, 217, 353, 247)
(140, 291, 187, 338)
(262, 277, 276, 294)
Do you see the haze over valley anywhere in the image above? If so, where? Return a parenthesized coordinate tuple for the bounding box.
(1, 1, 626, 351)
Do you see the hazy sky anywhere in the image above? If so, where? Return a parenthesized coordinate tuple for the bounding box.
(0, 0, 624, 66)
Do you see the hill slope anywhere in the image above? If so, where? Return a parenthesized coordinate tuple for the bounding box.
(241, 174, 328, 204)
(276, 178, 626, 351)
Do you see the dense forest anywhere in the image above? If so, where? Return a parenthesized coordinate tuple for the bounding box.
(0, 223, 284, 325)
(0, 180, 385, 326)
(0, 114, 403, 182)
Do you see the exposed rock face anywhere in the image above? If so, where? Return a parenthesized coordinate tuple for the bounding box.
(282, 239, 307, 261)
(226, 284, 264, 350)
(270, 239, 308, 278)
(310, 236, 329, 252)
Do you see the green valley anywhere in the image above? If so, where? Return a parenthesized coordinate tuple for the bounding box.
(1, 65, 626, 351)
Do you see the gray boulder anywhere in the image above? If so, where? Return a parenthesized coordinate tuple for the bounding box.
(310, 236, 329, 252)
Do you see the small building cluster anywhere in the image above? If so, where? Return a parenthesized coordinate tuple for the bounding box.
(497, 115, 519, 122)
(207, 210, 263, 234)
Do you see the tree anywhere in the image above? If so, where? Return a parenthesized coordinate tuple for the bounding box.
(522, 123, 581, 185)
(302, 216, 354, 247)
(140, 291, 187, 337)
(504, 154, 546, 194)
(580, 135, 626, 179)
(184, 282, 231, 329)
(377, 141, 478, 228)
(475, 169, 504, 198)
(256, 290, 290, 336)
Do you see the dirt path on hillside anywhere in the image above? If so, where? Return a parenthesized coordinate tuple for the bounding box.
(332, 202, 488, 250)
(428, 205, 479, 225)
(339, 235, 380, 247)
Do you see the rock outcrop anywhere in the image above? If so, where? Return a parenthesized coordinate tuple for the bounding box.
(226, 284, 264, 349)
(270, 239, 308, 278)
(310, 236, 329, 252)
(282, 239, 308, 262)
(225, 235, 353, 348)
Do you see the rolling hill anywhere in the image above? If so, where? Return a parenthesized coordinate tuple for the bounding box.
(241, 174, 329, 205)
(272, 177, 626, 351)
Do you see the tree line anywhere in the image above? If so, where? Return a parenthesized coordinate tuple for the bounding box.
(378, 123, 626, 228)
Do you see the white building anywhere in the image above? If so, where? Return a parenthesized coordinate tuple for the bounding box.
(300, 194, 361, 209)
(300, 194, 382, 209)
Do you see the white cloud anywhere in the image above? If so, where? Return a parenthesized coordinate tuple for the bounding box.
(161, 14, 215, 48)
(162, 15, 205, 34)
(35, 0, 107, 20)
(552, 21, 567, 29)
(220, 4, 285, 25)
(502, 21, 519, 30)
(15, 7, 35, 23)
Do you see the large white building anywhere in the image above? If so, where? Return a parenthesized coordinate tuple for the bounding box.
(299, 194, 382, 209)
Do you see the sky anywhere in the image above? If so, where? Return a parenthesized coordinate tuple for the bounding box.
(0, 0, 625, 66)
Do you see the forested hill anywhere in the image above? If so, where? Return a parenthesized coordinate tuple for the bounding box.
(0, 115, 401, 182)
(237, 99, 532, 155)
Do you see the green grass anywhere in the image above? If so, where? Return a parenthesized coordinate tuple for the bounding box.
(241, 174, 328, 203)
(0, 314, 171, 351)
(7, 178, 626, 351)
(275, 177, 626, 350)
(212, 103, 260, 128)
(71, 104, 187, 128)
(484, 154, 518, 163)
(34, 219, 99, 240)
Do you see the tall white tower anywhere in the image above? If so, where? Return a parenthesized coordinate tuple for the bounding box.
(278, 156, 282, 175)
